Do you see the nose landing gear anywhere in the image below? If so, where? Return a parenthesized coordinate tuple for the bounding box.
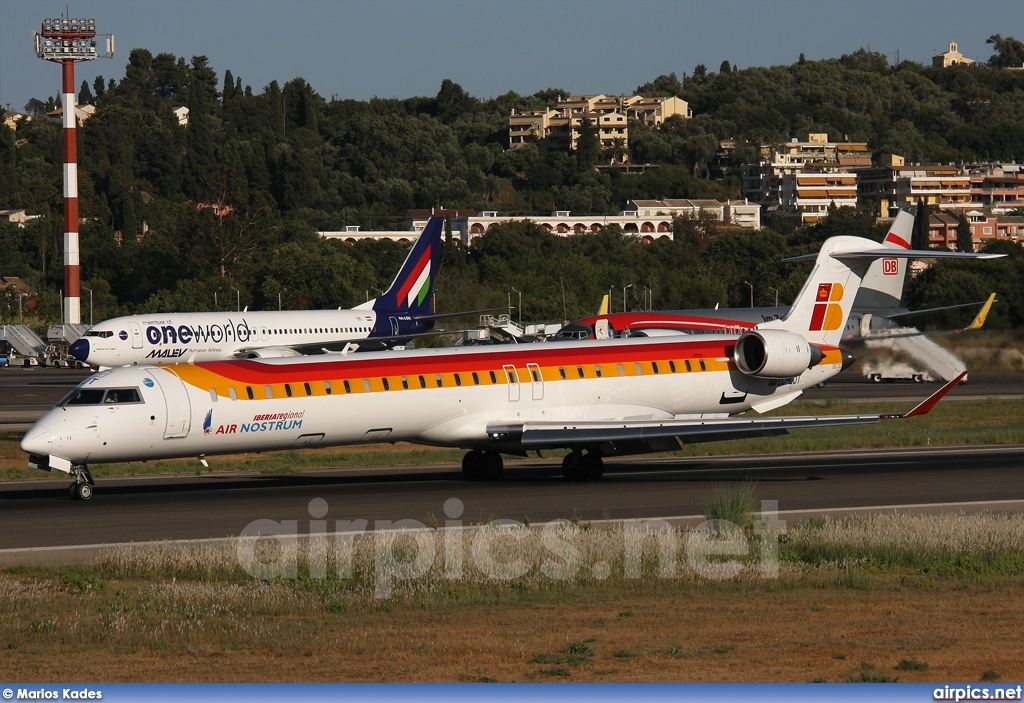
(68, 464, 95, 501)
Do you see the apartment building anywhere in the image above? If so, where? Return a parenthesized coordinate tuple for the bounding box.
(970, 164, 1024, 211)
(928, 210, 1024, 251)
(741, 133, 870, 221)
(508, 94, 691, 155)
(856, 154, 974, 217)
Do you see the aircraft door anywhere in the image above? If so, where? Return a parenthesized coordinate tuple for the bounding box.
(390, 316, 400, 336)
(128, 322, 144, 349)
(595, 319, 610, 339)
(502, 364, 520, 402)
(527, 362, 544, 400)
(148, 370, 192, 438)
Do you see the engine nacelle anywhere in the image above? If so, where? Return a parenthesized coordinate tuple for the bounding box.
(238, 347, 303, 359)
(733, 330, 822, 378)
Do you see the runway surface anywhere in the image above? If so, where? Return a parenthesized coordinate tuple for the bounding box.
(2, 445, 1022, 553)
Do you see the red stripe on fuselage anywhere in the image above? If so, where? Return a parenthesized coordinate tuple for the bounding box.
(396, 246, 431, 303)
(198, 339, 740, 385)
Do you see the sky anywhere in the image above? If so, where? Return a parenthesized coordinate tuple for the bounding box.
(0, 0, 1016, 112)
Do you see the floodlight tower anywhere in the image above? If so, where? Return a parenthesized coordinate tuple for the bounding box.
(32, 16, 113, 325)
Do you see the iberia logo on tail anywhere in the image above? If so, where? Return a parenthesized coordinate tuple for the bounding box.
(396, 245, 433, 308)
(809, 282, 845, 331)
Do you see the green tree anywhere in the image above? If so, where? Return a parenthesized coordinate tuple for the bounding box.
(912, 199, 930, 249)
(78, 79, 94, 106)
(575, 117, 600, 166)
(956, 211, 973, 252)
(986, 35, 1024, 68)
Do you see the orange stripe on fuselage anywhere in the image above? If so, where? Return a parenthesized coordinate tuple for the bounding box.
(166, 339, 846, 401)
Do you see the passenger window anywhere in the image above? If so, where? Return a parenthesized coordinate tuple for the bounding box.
(617, 363, 624, 376)
(435, 374, 444, 387)
(229, 388, 238, 401)
(402, 376, 410, 389)
(454, 373, 462, 387)
(472, 372, 480, 385)
(418, 375, 427, 389)
(685, 360, 692, 372)
(265, 385, 274, 399)
(508, 372, 517, 383)
(699, 359, 707, 371)
(246, 386, 254, 400)
(595, 365, 602, 378)
(669, 360, 677, 373)
(343, 380, 352, 394)
(304, 382, 312, 396)
(652, 361, 660, 374)
(489, 371, 497, 384)
(635, 362, 643, 375)
(559, 367, 567, 379)
(383, 378, 391, 391)
(363, 379, 371, 392)
(531, 369, 541, 382)
(285, 384, 293, 397)
(325, 381, 333, 395)
(577, 366, 585, 378)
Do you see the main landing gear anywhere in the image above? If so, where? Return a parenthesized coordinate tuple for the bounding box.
(68, 464, 95, 501)
(462, 450, 504, 481)
(561, 451, 604, 482)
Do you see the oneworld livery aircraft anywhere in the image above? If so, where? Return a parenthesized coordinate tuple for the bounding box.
(70, 217, 445, 368)
(24, 235, 994, 499)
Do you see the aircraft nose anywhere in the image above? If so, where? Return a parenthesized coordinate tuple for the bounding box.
(70, 338, 90, 361)
(21, 424, 52, 456)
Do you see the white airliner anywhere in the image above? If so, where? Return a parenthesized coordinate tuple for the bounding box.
(24, 234, 994, 499)
(69, 217, 446, 368)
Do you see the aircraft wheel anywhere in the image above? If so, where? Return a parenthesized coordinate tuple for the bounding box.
(913, 374, 924, 383)
(561, 452, 585, 482)
(74, 482, 93, 501)
(582, 452, 604, 481)
(461, 451, 483, 481)
(68, 483, 78, 500)
(481, 451, 504, 481)
(870, 374, 882, 383)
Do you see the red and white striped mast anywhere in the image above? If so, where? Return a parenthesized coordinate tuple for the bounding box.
(33, 16, 113, 325)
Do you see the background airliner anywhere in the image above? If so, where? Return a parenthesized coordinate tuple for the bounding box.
(24, 234, 994, 499)
(558, 209, 993, 345)
(69, 217, 446, 368)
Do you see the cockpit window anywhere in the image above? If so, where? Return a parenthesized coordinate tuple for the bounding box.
(85, 330, 114, 338)
(63, 387, 142, 406)
(104, 388, 142, 404)
(64, 389, 107, 405)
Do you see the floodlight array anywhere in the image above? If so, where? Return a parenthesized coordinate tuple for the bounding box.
(37, 17, 100, 61)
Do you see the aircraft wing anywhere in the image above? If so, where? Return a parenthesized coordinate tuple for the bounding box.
(413, 307, 509, 322)
(848, 294, 997, 341)
(486, 372, 965, 454)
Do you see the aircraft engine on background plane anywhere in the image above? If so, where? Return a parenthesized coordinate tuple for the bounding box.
(237, 347, 304, 359)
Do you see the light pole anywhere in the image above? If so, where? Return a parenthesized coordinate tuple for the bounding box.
(279, 289, 286, 311)
(509, 288, 522, 327)
(18, 293, 28, 323)
(33, 16, 113, 324)
(230, 286, 240, 312)
(623, 283, 635, 312)
(640, 285, 652, 311)
(767, 286, 779, 307)
(742, 280, 753, 307)
(81, 286, 93, 325)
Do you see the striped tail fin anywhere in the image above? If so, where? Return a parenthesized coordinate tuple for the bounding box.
(361, 216, 444, 315)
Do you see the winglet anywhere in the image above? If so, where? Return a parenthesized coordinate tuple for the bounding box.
(890, 371, 967, 419)
(961, 293, 996, 332)
(598, 294, 610, 315)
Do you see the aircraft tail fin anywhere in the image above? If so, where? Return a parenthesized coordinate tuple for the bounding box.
(597, 294, 610, 315)
(761, 236, 876, 346)
(763, 235, 1004, 346)
(853, 208, 914, 310)
(961, 293, 997, 332)
(361, 216, 444, 315)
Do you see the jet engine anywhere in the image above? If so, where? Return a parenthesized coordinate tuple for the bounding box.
(733, 330, 823, 378)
